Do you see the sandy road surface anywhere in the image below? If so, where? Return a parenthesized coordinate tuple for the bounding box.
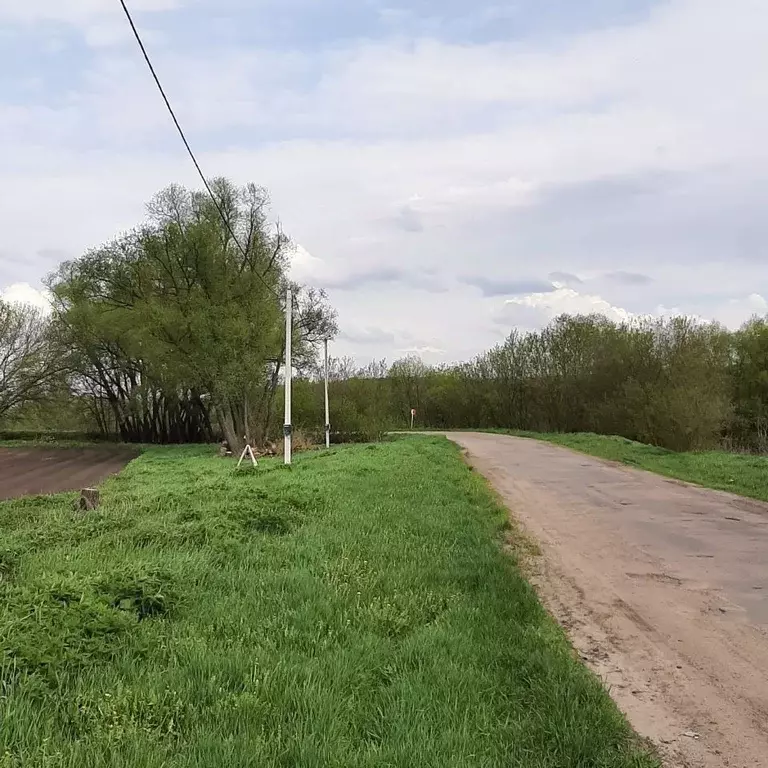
(0, 447, 138, 501)
(447, 432, 768, 768)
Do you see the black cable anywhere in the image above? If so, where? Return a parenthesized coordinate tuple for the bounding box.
(117, 0, 279, 298)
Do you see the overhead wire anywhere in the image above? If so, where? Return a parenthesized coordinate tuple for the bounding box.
(117, 0, 279, 298)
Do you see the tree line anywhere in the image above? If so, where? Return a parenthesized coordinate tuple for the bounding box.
(3, 178, 768, 453)
(291, 314, 768, 453)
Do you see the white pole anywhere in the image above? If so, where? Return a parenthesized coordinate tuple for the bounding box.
(284, 288, 292, 465)
(324, 338, 330, 448)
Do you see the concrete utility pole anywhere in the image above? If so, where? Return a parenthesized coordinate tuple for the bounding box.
(324, 338, 330, 448)
(284, 288, 292, 465)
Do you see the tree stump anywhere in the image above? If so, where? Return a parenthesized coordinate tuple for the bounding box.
(79, 488, 100, 511)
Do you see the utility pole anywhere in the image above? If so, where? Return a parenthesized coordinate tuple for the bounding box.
(324, 338, 330, 448)
(284, 288, 292, 465)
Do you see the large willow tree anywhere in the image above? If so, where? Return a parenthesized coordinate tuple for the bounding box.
(48, 179, 336, 450)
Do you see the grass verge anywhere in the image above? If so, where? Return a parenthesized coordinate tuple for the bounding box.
(0, 440, 112, 449)
(512, 431, 768, 502)
(0, 431, 115, 449)
(1, 437, 657, 767)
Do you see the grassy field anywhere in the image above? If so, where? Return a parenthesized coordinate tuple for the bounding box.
(1, 437, 656, 767)
(514, 431, 768, 502)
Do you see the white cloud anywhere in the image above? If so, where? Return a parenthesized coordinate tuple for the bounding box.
(289, 243, 327, 283)
(495, 286, 768, 335)
(501, 287, 632, 328)
(2, 0, 768, 362)
(396, 345, 446, 364)
(0, 283, 52, 312)
(713, 293, 768, 329)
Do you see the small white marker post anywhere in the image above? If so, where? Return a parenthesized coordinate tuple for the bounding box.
(284, 288, 293, 465)
(237, 443, 258, 469)
(324, 338, 330, 449)
(410, 408, 416, 430)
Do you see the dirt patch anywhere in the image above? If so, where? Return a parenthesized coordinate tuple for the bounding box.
(447, 432, 768, 768)
(0, 447, 138, 501)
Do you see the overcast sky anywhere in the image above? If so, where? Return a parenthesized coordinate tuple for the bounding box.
(2, 0, 767, 363)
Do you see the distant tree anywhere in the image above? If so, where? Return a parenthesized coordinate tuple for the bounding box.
(389, 356, 429, 423)
(729, 316, 768, 450)
(0, 301, 63, 422)
(290, 313, 742, 452)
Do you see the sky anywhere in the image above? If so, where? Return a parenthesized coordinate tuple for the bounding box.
(1, 0, 768, 364)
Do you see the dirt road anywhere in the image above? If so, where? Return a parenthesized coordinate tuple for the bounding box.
(0, 446, 138, 501)
(447, 432, 768, 768)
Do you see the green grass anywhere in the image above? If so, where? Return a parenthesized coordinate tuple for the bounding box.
(0, 440, 108, 449)
(0, 431, 112, 449)
(0, 438, 657, 767)
(514, 431, 768, 502)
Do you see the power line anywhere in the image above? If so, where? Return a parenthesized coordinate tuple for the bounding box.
(117, 0, 279, 298)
